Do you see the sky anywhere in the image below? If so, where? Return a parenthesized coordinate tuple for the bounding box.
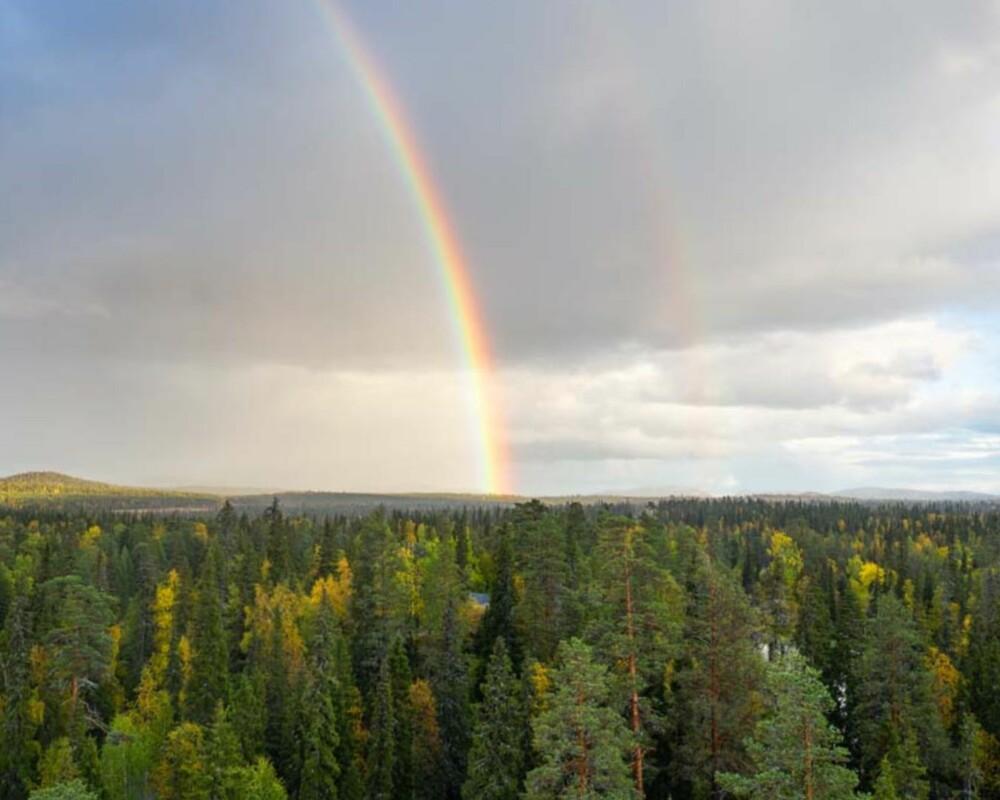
(2, 0, 1000, 495)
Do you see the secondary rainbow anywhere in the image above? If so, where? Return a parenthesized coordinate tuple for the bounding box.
(313, 2, 511, 495)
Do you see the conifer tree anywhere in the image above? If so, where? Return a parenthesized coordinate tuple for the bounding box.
(332, 633, 365, 800)
(298, 612, 341, 800)
(515, 504, 569, 663)
(366, 657, 395, 800)
(389, 637, 414, 800)
(432, 597, 470, 800)
(206, 703, 244, 800)
(185, 545, 227, 725)
(151, 722, 211, 800)
(853, 594, 943, 784)
(524, 638, 636, 799)
(0, 590, 40, 800)
(675, 562, 764, 799)
(716, 649, 862, 799)
(41, 576, 116, 733)
(463, 638, 526, 800)
(474, 529, 521, 680)
(590, 514, 682, 794)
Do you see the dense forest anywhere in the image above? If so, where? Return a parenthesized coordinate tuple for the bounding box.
(1, 497, 999, 799)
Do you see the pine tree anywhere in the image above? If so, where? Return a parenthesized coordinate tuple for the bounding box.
(524, 638, 636, 799)
(41, 576, 116, 732)
(716, 649, 862, 799)
(463, 638, 527, 800)
(590, 514, 682, 794)
(516, 504, 569, 663)
(675, 562, 764, 799)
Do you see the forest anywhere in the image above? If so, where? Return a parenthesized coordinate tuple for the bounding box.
(1, 497, 999, 799)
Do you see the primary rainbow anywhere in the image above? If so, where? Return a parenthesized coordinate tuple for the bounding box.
(314, 2, 512, 495)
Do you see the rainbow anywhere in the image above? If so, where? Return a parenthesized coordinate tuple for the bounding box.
(313, 2, 511, 495)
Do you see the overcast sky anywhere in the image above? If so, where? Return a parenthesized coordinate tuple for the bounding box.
(3, 0, 1000, 494)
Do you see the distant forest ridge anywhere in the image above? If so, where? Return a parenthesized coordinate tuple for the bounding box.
(0, 471, 997, 514)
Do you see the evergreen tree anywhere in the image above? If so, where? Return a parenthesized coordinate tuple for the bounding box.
(185, 545, 228, 725)
(716, 649, 863, 799)
(474, 529, 521, 680)
(41, 576, 116, 732)
(674, 562, 764, 799)
(206, 704, 244, 800)
(28, 781, 98, 800)
(853, 594, 944, 785)
(265, 499, 291, 585)
(389, 637, 414, 800)
(151, 722, 211, 800)
(590, 514, 681, 794)
(432, 597, 470, 799)
(463, 638, 526, 800)
(236, 757, 288, 800)
(524, 638, 636, 799)
(366, 657, 395, 800)
(0, 590, 41, 800)
(298, 613, 341, 800)
(516, 505, 569, 663)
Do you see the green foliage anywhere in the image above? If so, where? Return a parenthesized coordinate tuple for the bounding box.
(366, 656, 395, 800)
(298, 616, 341, 800)
(524, 638, 636, 799)
(98, 715, 154, 800)
(463, 638, 527, 800)
(27, 780, 98, 800)
(151, 721, 211, 800)
(717, 649, 862, 799)
(0, 498, 996, 800)
(235, 757, 288, 800)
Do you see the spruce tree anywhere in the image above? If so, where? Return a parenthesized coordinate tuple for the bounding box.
(432, 597, 470, 800)
(298, 613, 341, 800)
(389, 637, 414, 800)
(853, 594, 943, 784)
(463, 638, 526, 800)
(366, 657, 395, 800)
(185, 545, 228, 725)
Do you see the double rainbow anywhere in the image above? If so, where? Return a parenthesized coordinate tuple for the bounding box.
(314, 3, 511, 495)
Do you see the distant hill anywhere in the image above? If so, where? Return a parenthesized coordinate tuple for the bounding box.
(0, 471, 218, 511)
(3, 471, 997, 514)
(833, 486, 999, 502)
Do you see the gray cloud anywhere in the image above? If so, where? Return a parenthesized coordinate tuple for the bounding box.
(2, 0, 1000, 492)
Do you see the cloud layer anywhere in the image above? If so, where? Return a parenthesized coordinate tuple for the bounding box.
(2, 0, 999, 492)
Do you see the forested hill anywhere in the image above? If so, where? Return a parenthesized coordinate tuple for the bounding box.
(1, 497, 1000, 799)
(0, 472, 217, 512)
